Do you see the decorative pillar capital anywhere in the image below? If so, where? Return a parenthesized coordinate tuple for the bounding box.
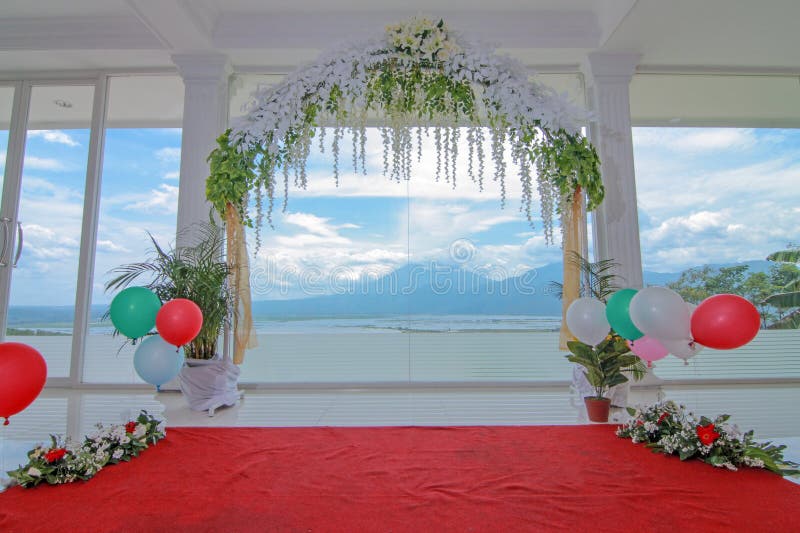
(583, 52, 641, 86)
(171, 52, 232, 84)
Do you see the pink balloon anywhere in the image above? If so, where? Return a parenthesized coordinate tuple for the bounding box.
(627, 336, 669, 367)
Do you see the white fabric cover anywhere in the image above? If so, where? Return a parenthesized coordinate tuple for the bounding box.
(179, 358, 242, 415)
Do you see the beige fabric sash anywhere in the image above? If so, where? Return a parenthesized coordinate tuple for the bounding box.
(225, 203, 258, 364)
(559, 188, 585, 350)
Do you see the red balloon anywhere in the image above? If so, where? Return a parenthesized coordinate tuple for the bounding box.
(156, 299, 204, 347)
(691, 294, 760, 350)
(0, 342, 47, 424)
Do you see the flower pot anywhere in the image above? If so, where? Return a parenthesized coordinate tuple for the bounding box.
(584, 397, 611, 423)
(179, 357, 243, 416)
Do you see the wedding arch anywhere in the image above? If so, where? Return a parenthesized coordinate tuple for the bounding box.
(206, 17, 605, 362)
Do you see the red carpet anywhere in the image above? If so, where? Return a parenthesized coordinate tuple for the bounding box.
(2, 425, 799, 532)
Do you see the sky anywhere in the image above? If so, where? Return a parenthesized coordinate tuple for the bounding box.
(0, 126, 798, 306)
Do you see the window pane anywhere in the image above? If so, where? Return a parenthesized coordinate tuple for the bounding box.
(239, 127, 411, 383)
(405, 128, 566, 383)
(6, 84, 94, 378)
(83, 75, 182, 383)
(0, 86, 14, 199)
(633, 126, 800, 379)
(238, 127, 574, 384)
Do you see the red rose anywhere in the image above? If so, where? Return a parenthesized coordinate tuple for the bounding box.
(44, 448, 67, 463)
(636, 420, 644, 426)
(125, 422, 137, 434)
(657, 412, 670, 425)
(696, 424, 720, 446)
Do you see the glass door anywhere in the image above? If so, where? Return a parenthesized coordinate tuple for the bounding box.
(0, 82, 95, 378)
(0, 85, 15, 267)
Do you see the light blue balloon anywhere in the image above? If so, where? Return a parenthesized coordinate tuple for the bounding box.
(133, 335, 184, 389)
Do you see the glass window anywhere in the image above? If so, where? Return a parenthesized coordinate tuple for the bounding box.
(633, 126, 800, 379)
(83, 75, 183, 383)
(0, 86, 14, 199)
(237, 126, 576, 384)
(6, 84, 94, 378)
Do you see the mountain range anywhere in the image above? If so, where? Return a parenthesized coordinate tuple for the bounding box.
(3, 259, 773, 326)
(251, 259, 773, 317)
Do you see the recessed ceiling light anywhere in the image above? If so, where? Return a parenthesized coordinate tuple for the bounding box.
(53, 99, 72, 109)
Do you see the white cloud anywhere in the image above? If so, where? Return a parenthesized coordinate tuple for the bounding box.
(634, 128, 756, 152)
(163, 171, 180, 181)
(155, 147, 181, 163)
(283, 212, 359, 240)
(24, 156, 64, 171)
(633, 129, 800, 272)
(124, 184, 179, 214)
(96, 239, 130, 253)
(28, 130, 80, 147)
(647, 211, 726, 241)
(281, 128, 533, 206)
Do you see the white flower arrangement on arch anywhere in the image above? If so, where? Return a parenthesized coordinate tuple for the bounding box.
(207, 16, 604, 251)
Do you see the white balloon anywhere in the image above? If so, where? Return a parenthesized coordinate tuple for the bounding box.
(566, 297, 610, 346)
(662, 338, 704, 363)
(629, 287, 691, 341)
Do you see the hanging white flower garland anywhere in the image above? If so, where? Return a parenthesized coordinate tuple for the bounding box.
(207, 16, 603, 250)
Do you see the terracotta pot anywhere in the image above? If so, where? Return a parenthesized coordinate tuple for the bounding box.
(584, 397, 611, 423)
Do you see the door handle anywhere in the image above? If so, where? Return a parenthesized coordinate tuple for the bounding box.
(0, 217, 9, 267)
(13, 221, 23, 268)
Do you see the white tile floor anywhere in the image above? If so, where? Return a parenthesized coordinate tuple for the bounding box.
(2, 383, 799, 488)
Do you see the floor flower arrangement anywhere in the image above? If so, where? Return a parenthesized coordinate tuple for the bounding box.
(617, 401, 799, 476)
(6, 411, 165, 488)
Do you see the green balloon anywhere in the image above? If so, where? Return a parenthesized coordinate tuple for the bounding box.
(606, 289, 644, 341)
(110, 287, 162, 339)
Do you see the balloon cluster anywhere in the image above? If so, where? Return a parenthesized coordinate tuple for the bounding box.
(109, 287, 204, 389)
(566, 288, 761, 366)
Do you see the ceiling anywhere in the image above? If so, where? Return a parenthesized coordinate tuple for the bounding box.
(0, 1, 798, 129)
(0, 0, 798, 72)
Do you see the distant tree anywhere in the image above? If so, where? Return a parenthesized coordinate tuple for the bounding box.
(667, 265, 749, 304)
(739, 271, 776, 328)
(764, 248, 800, 329)
(667, 262, 800, 329)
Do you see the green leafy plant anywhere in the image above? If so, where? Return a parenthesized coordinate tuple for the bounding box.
(204, 17, 604, 251)
(618, 401, 799, 477)
(7, 411, 165, 488)
(548, 250, 623, 303)
(566, 335, 645, 399)
(105, 222, 230, 360)
(764, 247, 800, 327)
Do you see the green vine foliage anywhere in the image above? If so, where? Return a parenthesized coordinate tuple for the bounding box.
(205, 19, 604, 242)
(206, 129, 259, 226)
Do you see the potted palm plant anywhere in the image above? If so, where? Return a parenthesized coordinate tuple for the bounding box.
(565, 336, 644, 422)
(552, 251, 646, 421)
(106, 222, 242, 415)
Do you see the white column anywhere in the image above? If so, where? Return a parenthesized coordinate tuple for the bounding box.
(172, 52, 231, 247)
(583, 52, 643, 288)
